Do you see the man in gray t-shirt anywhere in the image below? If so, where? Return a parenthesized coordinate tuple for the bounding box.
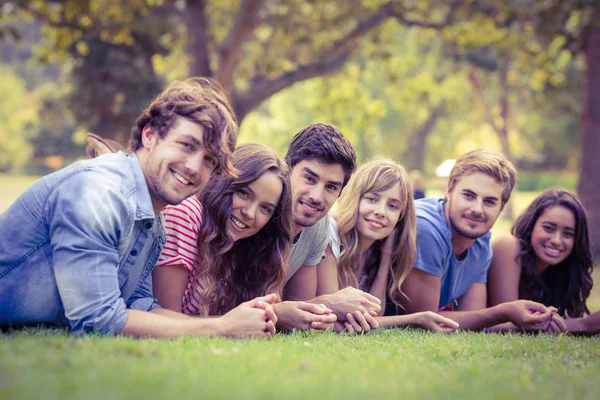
(272, 124, 383, 331)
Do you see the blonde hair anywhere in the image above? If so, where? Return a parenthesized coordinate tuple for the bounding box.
(332, 158, 416, 307)
(448, 148, 517, 207)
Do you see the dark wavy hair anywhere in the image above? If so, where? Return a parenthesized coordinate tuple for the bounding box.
(194, 143, 292, 316)
(513, 188, 594, 318)
(285, 123, 356, 189)
(129, 77, 238, 177)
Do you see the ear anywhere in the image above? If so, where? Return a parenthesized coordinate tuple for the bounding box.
(445, 180, 452, 199)
(141, 125, 158, 149)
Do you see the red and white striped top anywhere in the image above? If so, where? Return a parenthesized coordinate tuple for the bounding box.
(156, 196, 209, 316)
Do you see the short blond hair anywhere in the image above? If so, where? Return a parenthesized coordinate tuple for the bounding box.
(448, 149, 517, 207)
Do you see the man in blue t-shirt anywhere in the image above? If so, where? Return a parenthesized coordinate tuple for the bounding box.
(402, 149, 564, 332)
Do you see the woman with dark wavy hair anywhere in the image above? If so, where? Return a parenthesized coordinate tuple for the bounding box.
(153, 143, 293, 317)
(488, 188, 594, 332)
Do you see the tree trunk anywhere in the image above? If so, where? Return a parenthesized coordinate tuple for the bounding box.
(579, 21, 600, 259)
(184, 0, 212, 78)
(402, 104, 444, 171)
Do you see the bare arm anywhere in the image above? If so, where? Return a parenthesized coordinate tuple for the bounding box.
(401, 268, 442, 313)
(369, 234, 395, 316)
(152, 264, 189, 313)
(119, 294, 279, 338)
(284, 265, 318, 301)
(376, 312, 459, 332)
(316, 245, 340, 296)
(488, 235, 521, 306)
(566, 310, 600, 335)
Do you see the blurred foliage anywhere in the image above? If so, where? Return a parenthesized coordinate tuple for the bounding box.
(0, 0, 592, 176)
(516, 170, 579, 192)
(0, 65, 37, 172)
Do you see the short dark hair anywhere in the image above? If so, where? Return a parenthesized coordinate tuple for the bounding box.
(129, 77, 238, 177)
(285, 123, 356, 188)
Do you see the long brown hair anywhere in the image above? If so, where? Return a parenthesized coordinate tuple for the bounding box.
(513, 188, 593, 318)
(195, 143, 292, 316)
(332, 159, 416, 308)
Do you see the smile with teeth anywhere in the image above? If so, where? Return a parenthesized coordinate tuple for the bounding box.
(543, 245, 563, 257)
(230, 215, 248, 230)
(300, 201, 321, 212)
(172, 170, 191, 186)
(365, 218, 384, 229)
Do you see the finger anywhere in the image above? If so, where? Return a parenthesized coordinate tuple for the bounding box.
(362, 292, 382, 306)
(346, 313, 363, 334)
(297, 302, 330, 315)
(548, 306, 559, 314)
(344, 322, 355, 335)
(552, 315, 567, 332)
(264, 305, 278, 325)
(362, 312, 380, 329)
(311, 321, 335, 331)
(548, 321, 559, 335)
(265, 320, 276, 336)
(353, 311, 371, 332)
(434, 315, 460, 330)
(525, 301, 550, 314)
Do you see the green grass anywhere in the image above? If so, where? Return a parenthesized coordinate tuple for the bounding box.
(2, 175, 600, 400)
(1, 328, 600, 400)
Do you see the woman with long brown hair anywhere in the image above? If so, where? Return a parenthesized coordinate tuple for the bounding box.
(488, 188, 594, 333)
(153, 143, 293, 317)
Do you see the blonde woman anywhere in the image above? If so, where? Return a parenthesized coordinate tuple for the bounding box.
(317, 159, 459, 334)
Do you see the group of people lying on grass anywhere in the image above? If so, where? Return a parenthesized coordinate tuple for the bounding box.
(1, 78, 598, 337)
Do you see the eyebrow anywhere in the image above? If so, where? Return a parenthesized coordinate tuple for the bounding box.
(462, 189, 499, 202)
(183, 134, 203, 147)
(303, 167, 343, 187)
(246, 184, 278, 209)
(541, 221, 575, 231)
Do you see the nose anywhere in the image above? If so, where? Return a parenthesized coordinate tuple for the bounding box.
(374, 201, 385, 217)
(470, 199, 483, 215)
(241, 200, 257, 221)
(185, 150, 205, 178)
(308, 184, 325, 205)
(550, 231, 561, 246)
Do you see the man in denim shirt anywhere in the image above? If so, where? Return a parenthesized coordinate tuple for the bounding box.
(0, 78, 278, 338)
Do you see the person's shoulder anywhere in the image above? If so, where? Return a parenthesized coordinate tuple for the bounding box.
(303, 215, 330, 239)
(415, 197, 444, 221)
(491, 234, 520, 257)
(415, 198, 448, 236)
(492, 234, 519, 251)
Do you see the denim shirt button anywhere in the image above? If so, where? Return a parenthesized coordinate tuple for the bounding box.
(145, 222, 153, 230)
(130, 249, 138, 257)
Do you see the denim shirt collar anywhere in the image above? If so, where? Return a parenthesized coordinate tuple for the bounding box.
(126, 153, 155, 221)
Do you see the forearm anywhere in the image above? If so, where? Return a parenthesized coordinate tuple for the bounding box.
(369, 273, 388, 317)
(482, 322, 520, 333)
(439, 304, 509, 331)
(566, 312, 600, 335)
(119, 309, 223, 338)
(375, 314, 421, 329)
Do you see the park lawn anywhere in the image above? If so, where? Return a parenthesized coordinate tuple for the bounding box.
(1, 328, 600, 400)
(1, 175, 599, 400)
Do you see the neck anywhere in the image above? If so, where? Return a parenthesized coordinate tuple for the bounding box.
(293, 223, 303, 238)
(536, 259, 550, 275)
(445, 205, 475, 257)
(357, 235, 375, 254)
(137, 149, 164, 215)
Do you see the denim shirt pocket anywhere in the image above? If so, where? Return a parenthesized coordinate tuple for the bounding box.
(119, 216, 166, 303)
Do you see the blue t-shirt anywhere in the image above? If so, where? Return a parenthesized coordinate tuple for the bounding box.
(414, 197, 492, 308)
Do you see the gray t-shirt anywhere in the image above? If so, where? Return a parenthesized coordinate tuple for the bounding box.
(286, 216, 330, 281)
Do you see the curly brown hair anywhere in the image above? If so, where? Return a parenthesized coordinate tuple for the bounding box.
(194, 143, 293, 316)
(130, 77, 238, 177)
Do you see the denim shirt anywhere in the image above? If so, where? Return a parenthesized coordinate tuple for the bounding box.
(0, 152, 166, 335)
